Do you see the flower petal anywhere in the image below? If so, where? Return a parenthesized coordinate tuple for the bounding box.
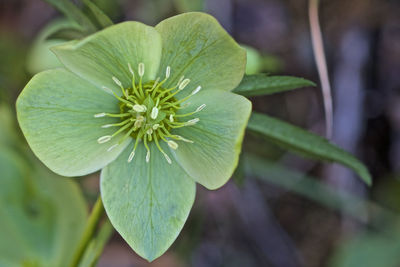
(16, 68, 130, 177)
(101, 142, 195, 261)
(172, 90, 252, 189)
(52, 21, 162, 92)
(155, 12, 246, 94)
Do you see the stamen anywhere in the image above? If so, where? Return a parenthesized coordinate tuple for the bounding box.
(94, 113, 106, 118)
(138, 63, 145, 77)
(150, 77, 160, 91)
(134, 116, 144, 128)
(102, 86, 114, 95)
(167, 140, 178, 150)
(166, 66, 171, 78)
(151, 107, 159, 119)
(98, 135, 111, 144)
(177, 76, 185, 86)
(133, 104, 146, 113)
(107, 144, 118, 152)
(179, 79, 190, 90)
(196, 104, 206, 112)
(186, 118, 200, 126)
(154, 135, 172, 164)
(175, 135, 194, 143)
(128, 151, 135, 162)
(128, 133, 143, 163)
(112, 76, 123, 87)
(128, 63, 134, 75)
(174, 104, 206, 118)
(163, 152, 172, 164)
(191, 86, 202, 95)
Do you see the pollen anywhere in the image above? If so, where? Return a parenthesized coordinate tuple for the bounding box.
(94, 63, 204, 163)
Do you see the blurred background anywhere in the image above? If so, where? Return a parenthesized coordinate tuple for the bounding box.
(1, 0, 400, 266)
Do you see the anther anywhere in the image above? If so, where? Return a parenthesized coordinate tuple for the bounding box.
(191, 86, 202, 95)
(107, 144, 118, 152)
(196, 104, 206, 112)
(153, 124, 160, 130)
(146, 150, 150, 162)
(102, 86, 114, 94)
(138, 63, 145, 77)
(162, 152, 172, 164)
(167, 140, 178, 150)
(186, 118, 200, 126)
(175, 135, 194, 143)
(98, 135, 111, 144)
(179, 79, 190, 90)
(133, 104, 146, 113)
(169, 114, 174, 122)
(101, 124, 113, 128)
(166, 66, 171, 78)
(128, 63, 134, 75)
(94, 113, 106, 118)
(134, 120, 143, 129)
(146, 128, 153, 135)
(112, 76, 123, 87)
(151, 77, 160, 90)
(128, 151, 135, 162)
(177, 76, 185, 86)
(151, 107, 159, 120)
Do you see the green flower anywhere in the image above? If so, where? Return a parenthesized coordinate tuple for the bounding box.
(17, 12, 251, 261)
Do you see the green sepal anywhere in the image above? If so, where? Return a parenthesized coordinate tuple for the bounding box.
(155, 12, 246, 98)
(101, 142, 196, 261)
(173, 90, 252, 189)
(16, 68, 130, 177)
(52, 22, 162, 94)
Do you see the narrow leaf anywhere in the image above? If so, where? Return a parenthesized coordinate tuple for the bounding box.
(233, 74, 315, 97)
(43, 0, 97, 33)
(83, 0, 114, 28)
(246, 112, 372, 185)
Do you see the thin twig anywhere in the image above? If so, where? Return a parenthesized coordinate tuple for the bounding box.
(308, 0, 333, 139)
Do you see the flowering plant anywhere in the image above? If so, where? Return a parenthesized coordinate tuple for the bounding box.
(17, 12, 251, 260)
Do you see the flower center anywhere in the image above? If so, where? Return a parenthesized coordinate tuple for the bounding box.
(94, 63, 205, 164)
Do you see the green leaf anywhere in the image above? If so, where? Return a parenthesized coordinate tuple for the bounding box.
(16, 68, 130, 177)
(83, 0, 114, 29)
(53, 21, 162, 93)
(246, 112, 372, 185)
(155, 12, 246, 96)
(0, 145, 87, 266)
(173, 90, 252, 190)
(101, 142, 196, 261)
(233, 74, 316, 97)
(43, 0, 97, 34)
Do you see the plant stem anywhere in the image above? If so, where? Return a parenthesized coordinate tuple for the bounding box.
(70, 196, 105, 267)
(308, 0, 333, 139)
